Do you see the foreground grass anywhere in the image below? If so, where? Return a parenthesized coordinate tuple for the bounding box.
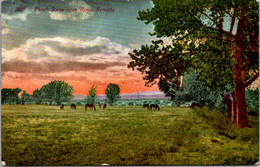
(1, 104, 259, 165)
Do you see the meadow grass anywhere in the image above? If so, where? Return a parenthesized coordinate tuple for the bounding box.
(1, 104, 259, 165)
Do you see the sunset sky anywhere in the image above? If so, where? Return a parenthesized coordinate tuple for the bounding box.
(1, 0, 160, 95)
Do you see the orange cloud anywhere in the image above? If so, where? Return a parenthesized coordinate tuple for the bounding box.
(2, 70, 158, 95)
(2, 36, 159, 95)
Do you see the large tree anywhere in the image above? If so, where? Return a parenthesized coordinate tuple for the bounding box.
(105, 83, 120, 105)
(129, 40, 191, 88)
(128, 0, 259, 128)
(39, 80, 74, 105)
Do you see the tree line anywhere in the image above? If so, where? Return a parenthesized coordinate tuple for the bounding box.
(1, 81, 121, 105)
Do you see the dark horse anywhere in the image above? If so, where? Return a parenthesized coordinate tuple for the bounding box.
(143, 104, 149, 109)
(150, 104, 160, 110)
(70, 103, 76, 109)
(85, 104, 96, 111)
(190, 102, 203, 109)
(103, 103, 107, 110)
(60, 104, 64, 109)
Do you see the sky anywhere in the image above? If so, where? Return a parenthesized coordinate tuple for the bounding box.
(1, 0, 159, 95)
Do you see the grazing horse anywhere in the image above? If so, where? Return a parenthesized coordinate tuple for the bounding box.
(60, 104, 64, 109)
(70, 103, 76, 109)
(150, 104, 160, 110)
(190, 102, 203, 109)
(99, 103, 102, 108)
(85, 104, 96, 111)
(103, 103, 107, 110)
(143, 104, 149, 109)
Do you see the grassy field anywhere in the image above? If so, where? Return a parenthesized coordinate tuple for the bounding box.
(1, 104, 259, 165)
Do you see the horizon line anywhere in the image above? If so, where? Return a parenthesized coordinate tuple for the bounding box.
(74, 90, 163, 96)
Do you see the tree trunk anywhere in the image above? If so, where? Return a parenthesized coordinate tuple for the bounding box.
(234, 80, 248, 128)
(225, 76, 257, 128)
(223, 94, 232, 118)
(231, 91, 237, 123)
(232, 6, 248, 128)
(225, 89, 247, 128)
(176, 75, 182, 107)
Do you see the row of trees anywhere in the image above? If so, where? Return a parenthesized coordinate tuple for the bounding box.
(128, 0, 259, 128)
(1, 88, 30, 105)
(2, 88, 21, 104)
(33, 81, 120, 105)
(2, 81, 121, 105)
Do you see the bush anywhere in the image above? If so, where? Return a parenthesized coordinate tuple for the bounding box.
(175, 68, 231, 109)
(76, 102, 82, 106)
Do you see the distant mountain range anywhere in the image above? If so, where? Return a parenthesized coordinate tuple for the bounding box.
(73, 90, 170, 101)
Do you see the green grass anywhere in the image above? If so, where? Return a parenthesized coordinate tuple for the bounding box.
(1, 104, 259, 165)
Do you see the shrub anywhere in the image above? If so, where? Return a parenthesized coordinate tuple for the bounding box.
(76, 102, 82, 106)
(175, 68, 231, 109)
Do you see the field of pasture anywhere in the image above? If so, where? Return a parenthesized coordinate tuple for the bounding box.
(1, 104, 259, 165)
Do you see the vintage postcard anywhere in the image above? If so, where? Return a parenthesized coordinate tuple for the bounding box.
(1, 0, 259, 166)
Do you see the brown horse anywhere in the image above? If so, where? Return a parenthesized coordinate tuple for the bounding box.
(85, 104, 96, 111)
(103, 103, 107, 110)
(150, 104, 160, 110)
(190, 102, 203, 109)
(143, 104, 149, 109)
(60, 104, 64, 109)
(70, 103, 76, 109)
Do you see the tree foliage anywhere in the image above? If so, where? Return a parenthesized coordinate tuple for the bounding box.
(175, 68, 231, 109)
(33, 80, 74, 105)
(128, 40, 192, 86)
(158, 77, 180, 100)
(132, 0, 258, 90)
(32, 88, 43, 104)
(1, 88, 21, 104)
(105, 83, 120, 105)
(86, 85, 97, 104)
(245, 88, 259, 115)
(21, 91, 30, 105)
